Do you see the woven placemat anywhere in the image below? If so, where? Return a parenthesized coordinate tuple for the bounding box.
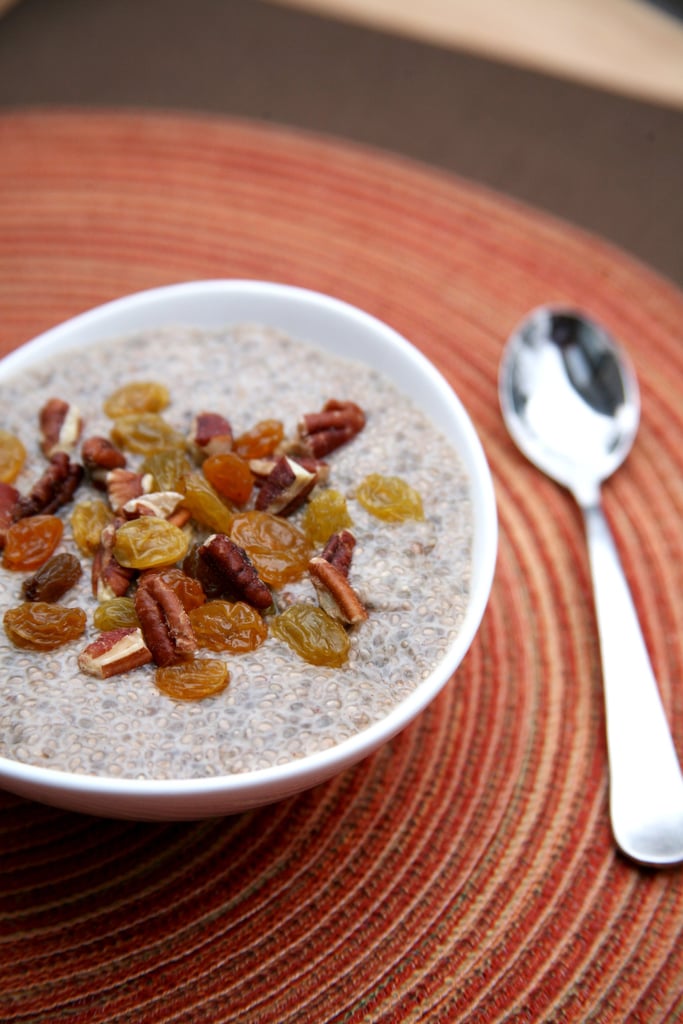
(0, 110, 681, 1023)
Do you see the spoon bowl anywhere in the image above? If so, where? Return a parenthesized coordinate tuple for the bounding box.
(500, 306, 683, 867)
(500, 308, 640, 505)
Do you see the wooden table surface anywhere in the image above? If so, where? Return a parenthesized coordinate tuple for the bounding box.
(278, 0, 683, 108)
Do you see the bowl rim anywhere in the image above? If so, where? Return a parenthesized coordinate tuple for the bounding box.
(0, 280, 497, 816)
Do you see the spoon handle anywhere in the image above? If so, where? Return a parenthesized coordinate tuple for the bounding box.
(581, 501, 683, 866)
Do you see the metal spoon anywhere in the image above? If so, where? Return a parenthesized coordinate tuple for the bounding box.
(499, 306, 683, 866)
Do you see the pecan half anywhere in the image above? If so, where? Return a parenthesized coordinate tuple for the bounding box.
(134, 572, 197, 666)
(82, 436, 127, 487)
(13, 452, 83, 519)
(106, 469, 153, 514)
(78, 627, 153, 679)
(92, 521, 135, 600)
(39, 398, 83, 458)
(0, 482, 19, 549)
(188, 411, 233, 460)
(320, 529, 356, 577)
(199, 534, 272, 609)
(255, 455, 318, 516)
(296, 400, 365, 458)
(309, 556, 368, 625)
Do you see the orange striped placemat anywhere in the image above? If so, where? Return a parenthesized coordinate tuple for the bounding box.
(0, 110, 681, 1023)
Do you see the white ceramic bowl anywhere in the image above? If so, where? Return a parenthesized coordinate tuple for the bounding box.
(0, 281, 497, 819)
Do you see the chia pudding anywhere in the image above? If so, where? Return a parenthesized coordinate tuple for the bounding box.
(0, 325, 472, 779)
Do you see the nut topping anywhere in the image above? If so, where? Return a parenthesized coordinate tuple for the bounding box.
(249, 456, 330, 485)
(320, 529, 356, 577)
(39, 398, 83, 458)
(188, 411, 233, 460)
(199, 534, 272, 609)
(13, 452, 83, 520)
(122, 490, 185, 520)
(134, 572, 197, 666)
(82, 436, 127, 487)
(78, 627, 153, 679)
(255, 455, 318, 516)
(92, 521, 136, 601)
(296, 399, 365, 458)
(309, 556, 368, 625)
(166, 506, 193, 530)
(106, 468, 153, 514)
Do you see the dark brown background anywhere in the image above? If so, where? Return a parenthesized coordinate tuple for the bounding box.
(1, 0, 681, 288)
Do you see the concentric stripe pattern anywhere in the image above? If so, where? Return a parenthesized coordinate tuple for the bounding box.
(0, 111, 681, 1023)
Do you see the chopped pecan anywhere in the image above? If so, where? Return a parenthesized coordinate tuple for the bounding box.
(250, 456, 329, 486)
(188, 411, 233, 460)
(247, 458, 277, 484)
(106, 469, 153, 514)
(82, 436, 127, 487)
(92, 521, 135, 600)
(309, 556, 368, 625)
(0, 482, 20, 549)
(78, 627, 153, 678)
(255, 455, 318, 516)
(167, 506, 192, 530)
(167, 507, 193, 532)
(199, 534, 272, 609)
(13, 452, 83, 519)
(122, 490, 185, 520)
(39, 398, 83, 458)
(320, 529, 356, 577)
(295, 400, 365, 458)
(296, 456, 330, 483)
(134, 572, 197, 666)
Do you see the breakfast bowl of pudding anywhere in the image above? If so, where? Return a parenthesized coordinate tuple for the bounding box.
(0, 280, 497, 819)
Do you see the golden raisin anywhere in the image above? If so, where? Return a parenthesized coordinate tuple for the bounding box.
(270, 603, 350, 667)
(140, 449, 192, 492)
(233, 419, 284, 459)
(154, 659, 230, 700)
(3, 515, 64, 571)
(93, 596, 139, 631)
(189, 600, 267, 653)
(70, 498, 114, 556)
(103, 381, 170, 418)
(4, 602, 86, 650)
(229, 510, 312, 586)
(113, 517, 190, 569)
(202, 453, 254, 506)
(302, 489, 353, 546)
(110, 413, 184, 455)
(181, 472, 234, 534)
(0, 430, 26, 484)
(356, 474, 424, 522)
